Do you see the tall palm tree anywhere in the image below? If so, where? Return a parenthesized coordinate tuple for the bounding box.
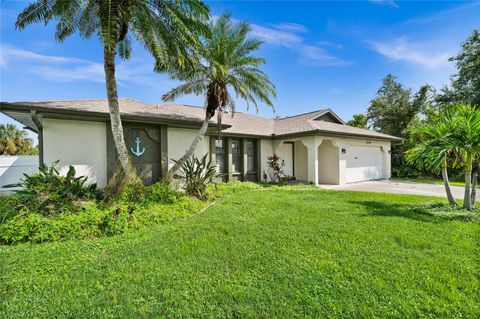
(16, 0, 209, 183)
(450, 104, 480, 210)
(406, 120, 459, 206)
(162, 14, 277, 179)
(0, 124, 36, 155)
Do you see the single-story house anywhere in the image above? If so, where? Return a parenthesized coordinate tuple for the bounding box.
(1, 98, 401, 187)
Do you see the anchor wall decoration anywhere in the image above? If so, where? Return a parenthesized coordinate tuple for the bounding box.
(130, 137, 145, 157)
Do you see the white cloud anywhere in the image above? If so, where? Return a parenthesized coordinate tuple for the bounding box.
(270, 22, 308, 33)
(250, 24, 303, 46)
(250, 23, 348, 66)
(317, 41, 342, 49)
(368, 37, 453, 70)
(369, 0, 399, 8)
(0, 44, 162, 86)
(1, 46, 88, 64)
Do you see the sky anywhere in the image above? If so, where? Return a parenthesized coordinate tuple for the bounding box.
(1, 0, 479, 142)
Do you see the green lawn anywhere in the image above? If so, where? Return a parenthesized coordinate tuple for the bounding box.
(1, 187, 479, 318)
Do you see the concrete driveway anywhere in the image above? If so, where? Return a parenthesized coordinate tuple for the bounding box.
(319, 179, 478, 200)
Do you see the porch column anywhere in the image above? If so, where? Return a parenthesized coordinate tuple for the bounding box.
(306, 137, 321, 185)
(332, 139, 347, 185)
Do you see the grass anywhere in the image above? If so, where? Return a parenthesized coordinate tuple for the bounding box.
(1, 185, 479, 318)
(392, 176, 478, 188)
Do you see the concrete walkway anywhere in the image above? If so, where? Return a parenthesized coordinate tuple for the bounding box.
(318, 179, 478, 200)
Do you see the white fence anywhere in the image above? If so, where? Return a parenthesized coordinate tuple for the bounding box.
(0, 156, 39, 194)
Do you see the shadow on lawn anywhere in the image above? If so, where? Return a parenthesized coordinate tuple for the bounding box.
(350, 200, 479, 224)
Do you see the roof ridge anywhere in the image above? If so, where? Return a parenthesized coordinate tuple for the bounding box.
(159, 103, 276, 120)
(277, 109, 325, 120)
(7, 98, 109, 103)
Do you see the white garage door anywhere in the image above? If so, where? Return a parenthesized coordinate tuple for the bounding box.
(346, 146, 383, 183)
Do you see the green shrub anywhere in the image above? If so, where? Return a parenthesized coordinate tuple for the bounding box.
(413, 203, 480, 223)
(148, 182, 179, 203)
(3, 161, 100, 216)
(0, 180, 201, 245)
(116, 182, 179, 205)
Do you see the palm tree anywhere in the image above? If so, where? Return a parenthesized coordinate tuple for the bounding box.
(0, 124, 36, 155)
(162, 14, 277, 179)
(406, 119, 458, 206)
(450, 104, 480, 210)
(16, 0, 209, 183)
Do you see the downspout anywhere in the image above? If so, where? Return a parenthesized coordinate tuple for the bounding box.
(31, 110, 44, 167)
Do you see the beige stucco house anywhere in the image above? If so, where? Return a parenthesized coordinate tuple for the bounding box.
(1, 98, 401, 187)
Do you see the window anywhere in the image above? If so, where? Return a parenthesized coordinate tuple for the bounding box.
(246, 140, 255, 172)
(215, 139, 224, 173)
(231, 140, 240, 173)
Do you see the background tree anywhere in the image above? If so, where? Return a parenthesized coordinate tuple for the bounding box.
(437, 29, 480, 192)
(437, 29, 480, 108)
(16, 0, 209, 184)
(346, 114, 369, 129)
(162, 14, 277, 179)
(367, 75, 430, 175)
(0, 124, 38, 156)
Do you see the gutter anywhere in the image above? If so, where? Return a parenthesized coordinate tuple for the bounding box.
(272, 129, 403, 142)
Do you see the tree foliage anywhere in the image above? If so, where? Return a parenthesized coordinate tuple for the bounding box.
(163, 13, 276, 119)
(16, 0, 210, 184)
(367, 75, 430, 175)
(162, 13, 277, 177)
(0, 124, 37, 155)
(346, 114, 368, 129)
(367, 75, 429, 136)
(438, 29, 480, 108)
(16, 0, 209, 69)
(407, 104, 480, 209)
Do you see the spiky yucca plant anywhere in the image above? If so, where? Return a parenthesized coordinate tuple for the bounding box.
(179, 154, 218, 199)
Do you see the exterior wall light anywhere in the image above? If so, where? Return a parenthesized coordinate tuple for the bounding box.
(388, 150, 391, 154)
(341, 148, 346, 154)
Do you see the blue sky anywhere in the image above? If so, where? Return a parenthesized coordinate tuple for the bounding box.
(1, 1, 479, 141)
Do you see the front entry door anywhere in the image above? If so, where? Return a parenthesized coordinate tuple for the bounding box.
(282, 142, 294, 177)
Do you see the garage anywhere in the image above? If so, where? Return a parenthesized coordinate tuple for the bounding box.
(346, 146, 383, 183)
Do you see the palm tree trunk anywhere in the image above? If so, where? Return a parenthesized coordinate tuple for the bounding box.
(441, 162, 457, 206)
(103, 48, 136, 182)
(463, 153, 473, 210)
(471, 167, 477, 207)
(164, 114, 211, 182)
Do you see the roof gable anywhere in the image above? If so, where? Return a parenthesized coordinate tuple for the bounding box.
(312, 109, 345, 125)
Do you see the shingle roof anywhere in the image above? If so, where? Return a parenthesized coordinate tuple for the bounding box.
(157, 104, 275, 136)
(272, 109, 401, 140)
(1, 98, 206, 124)
(1, 98, 401, 141)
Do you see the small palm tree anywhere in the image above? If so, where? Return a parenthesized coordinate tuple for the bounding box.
(450, 104, 480, 209)
(162, 13, 276, 179)
(406, 119, 459, 206)
(16, 0, 209, 183)
(0, 124, 36, 155)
